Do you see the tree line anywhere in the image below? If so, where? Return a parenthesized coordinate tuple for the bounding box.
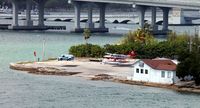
(69, 28, 200, 85)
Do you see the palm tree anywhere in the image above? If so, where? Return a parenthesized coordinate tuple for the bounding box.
(83, 28, 91, 44)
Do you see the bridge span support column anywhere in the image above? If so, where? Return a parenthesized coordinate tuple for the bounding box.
(98, 3, 106, 29)
(74, 2, 81, 29)
(38, 0, 45, 26)
(86, 4, 94, 29)
(136, 6, 147, 29)
(11, 0, 19, 27)
(151, 7, 157, 31)
(72, 2, 108, 33)
(161, 7, 170, 31)
(25, 0, 33, 26)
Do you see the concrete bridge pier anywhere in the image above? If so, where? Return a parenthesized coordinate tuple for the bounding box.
(72, 2, 108, 33)
(11, 0, 19, 27)
(161, 7, 170, 31)
(8, 0, 19, 29)
(136, 5, 147, 29)
(151, 7, 158, 31)
(86, 3, 94, 29)
(74, 2, 81, 30)
(38, 0, 46, 27)
(25, 0, 33, 26)
(97, 3, 108, 32)
(98, 3, 106, 29)
(8, 0, 48, 30)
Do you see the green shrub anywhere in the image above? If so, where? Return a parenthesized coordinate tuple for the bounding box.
(69, 44, 88, 57)
(69, 44, 105, 58)
(104, 43, 135, 55)
(91, 45, 105, 57)
(121, 29, 156, 45)
(177, 51, 200, 85)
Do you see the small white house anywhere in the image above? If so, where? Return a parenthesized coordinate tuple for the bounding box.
(128, 59, 178, 84)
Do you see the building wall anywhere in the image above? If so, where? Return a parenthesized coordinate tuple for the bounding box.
(128, 61, 176, 84)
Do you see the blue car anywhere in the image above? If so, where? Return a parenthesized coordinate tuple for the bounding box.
(58, 54, 74, 61)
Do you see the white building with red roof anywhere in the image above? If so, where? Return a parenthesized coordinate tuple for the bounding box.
(128, 59, 179, 84)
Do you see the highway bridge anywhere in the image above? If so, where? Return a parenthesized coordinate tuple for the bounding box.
(2, 0, 200, 33)
(72, 0, 200, 10)
(70, 0, 200, 32)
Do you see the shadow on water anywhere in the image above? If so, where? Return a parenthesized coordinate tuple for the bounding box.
(0, 29, 123, 37)
(176, 90, 200, 96)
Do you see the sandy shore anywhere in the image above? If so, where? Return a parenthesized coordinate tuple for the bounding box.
(10, 58, 200, 93)
(10, 58, 132, 80)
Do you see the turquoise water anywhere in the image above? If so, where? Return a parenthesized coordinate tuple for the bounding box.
(0, 30, 200, 108)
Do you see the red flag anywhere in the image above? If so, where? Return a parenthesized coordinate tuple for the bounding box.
(34, 51, 36, 57)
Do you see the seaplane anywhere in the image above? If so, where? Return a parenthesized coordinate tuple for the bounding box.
(102, 52, 136, 66)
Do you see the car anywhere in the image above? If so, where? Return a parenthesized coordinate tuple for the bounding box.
(58, 54, 74, 61)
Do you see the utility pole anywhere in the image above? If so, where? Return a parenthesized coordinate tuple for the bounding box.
(42, 39, 46, 61)
(190, 26, 199, 52)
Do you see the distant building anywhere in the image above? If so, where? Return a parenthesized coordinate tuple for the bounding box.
(128, 59, 179, 84)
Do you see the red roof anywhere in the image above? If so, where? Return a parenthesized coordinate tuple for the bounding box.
(141, 59, 176, 71)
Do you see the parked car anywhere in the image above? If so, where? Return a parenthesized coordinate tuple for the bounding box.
(58, 54, 74, 61)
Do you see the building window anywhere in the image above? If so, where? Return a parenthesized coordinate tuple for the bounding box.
(161, 71, 165, 78)
(139, 62, 144, 67)
(145, 69, 148, 74)
(167, 71, 171, 78)
(136, 68, 139, 73)
(141, 69, 144, 74)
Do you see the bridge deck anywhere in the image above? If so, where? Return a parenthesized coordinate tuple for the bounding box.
(73, 0, 200, 9)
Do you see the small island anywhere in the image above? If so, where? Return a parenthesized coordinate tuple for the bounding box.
(10, 58, 200, 93)
(10, 29, 200, 93)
